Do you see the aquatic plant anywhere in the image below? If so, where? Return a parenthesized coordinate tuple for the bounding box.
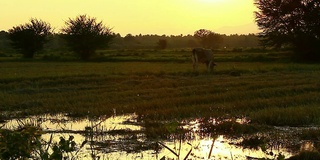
(0, 125, 42, 159)
(0, 124, 86, 160)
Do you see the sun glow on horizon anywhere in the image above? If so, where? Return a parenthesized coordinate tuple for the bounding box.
(0, 0, 259, 35)
(198, 0, 228, 3)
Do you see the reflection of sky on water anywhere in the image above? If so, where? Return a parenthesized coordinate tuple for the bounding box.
(2, 114, 296, 159)
(3, 114, 141, 131)
(160, 135, 293, 159)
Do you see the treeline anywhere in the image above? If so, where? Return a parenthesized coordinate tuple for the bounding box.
(0, 30, 260, 54)
(111, 33, 259, 49)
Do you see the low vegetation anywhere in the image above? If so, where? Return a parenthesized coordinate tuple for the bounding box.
(1, 49, 320, 158)
(1, 50, 320, 125)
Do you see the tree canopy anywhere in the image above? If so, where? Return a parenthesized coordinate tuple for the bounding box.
(194, 29, 223, 49)
(61, 15, 114, 60)
(255, 0, 320, 61)
(8, 18, 52, 58)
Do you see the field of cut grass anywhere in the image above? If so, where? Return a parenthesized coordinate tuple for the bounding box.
(1, 50, 320, 127)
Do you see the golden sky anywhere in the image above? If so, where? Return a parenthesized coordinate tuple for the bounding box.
(1, 0, 259, 35)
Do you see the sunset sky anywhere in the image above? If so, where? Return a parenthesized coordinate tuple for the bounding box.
(1, 0, 260, 36)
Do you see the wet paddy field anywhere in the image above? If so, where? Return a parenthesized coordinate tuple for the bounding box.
(1, 51, 320, 159)
(1, 113, 318, 159)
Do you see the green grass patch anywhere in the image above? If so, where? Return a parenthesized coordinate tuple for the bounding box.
(1, 50, 320, 128)
(250, 105, 320, 126)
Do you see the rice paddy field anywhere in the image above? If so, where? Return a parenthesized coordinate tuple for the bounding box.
(1, 49, 320, 159)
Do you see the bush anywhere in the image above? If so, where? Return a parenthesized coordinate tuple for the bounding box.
(61, 15, 114, 60)
(8, 18, 52, 58)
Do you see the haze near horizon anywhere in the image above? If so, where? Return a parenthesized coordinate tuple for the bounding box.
(1, 0, 259, 36)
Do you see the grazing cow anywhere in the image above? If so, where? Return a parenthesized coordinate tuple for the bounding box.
(192, 48, 216, 72)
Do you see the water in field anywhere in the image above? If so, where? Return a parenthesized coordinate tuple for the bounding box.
(0, 114, 312, 160)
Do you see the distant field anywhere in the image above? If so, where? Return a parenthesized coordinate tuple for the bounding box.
(1, 50, 320, 127)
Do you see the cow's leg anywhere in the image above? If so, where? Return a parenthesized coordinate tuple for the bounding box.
(209, 60, 215, 72)
(194, 62, 198, 71)
(192, 57, 196, 70)
(206, 61, 212, 72)
(192, 54, 199, 71)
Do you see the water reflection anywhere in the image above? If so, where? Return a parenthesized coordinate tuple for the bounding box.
(300, 141, 316, 152)
(2, 114, 141, 131)
(0, 114, 297, 159)
(159, 135, 293, 159)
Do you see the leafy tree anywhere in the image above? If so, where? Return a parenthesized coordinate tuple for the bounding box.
(61, 15, 114, 60)
(255, 0, 320, 61)
(194, 29, 211, 47)
(0, 31, 13, 53)
(8, 18, 52, 58)
(194, 29, 223, 49)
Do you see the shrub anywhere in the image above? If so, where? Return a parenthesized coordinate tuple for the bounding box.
(8, 18, 52, 58)
(61, 15, 114, 60)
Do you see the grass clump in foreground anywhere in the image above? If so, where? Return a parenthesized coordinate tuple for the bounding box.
(0, 124, 88, 160)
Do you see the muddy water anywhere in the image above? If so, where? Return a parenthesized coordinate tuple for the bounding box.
(1, 114, 299, 159)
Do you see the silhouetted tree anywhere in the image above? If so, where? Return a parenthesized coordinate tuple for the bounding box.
(157, 39, 167, 49)
(0, 31, 13, 53)
(124, 34, 136, 42)
(103, 33, 258, 49)
(255, 0, 320, 61)
(207, 32, 223, 49)
(194, 29, 211, 47)
(194, 29, 223, 49)
(8, 18, 52, 58)
(61, 15, 114, 60)
(123, 34, 139, 48)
